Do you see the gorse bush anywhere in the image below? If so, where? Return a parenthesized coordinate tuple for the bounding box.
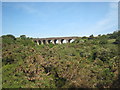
(48, 43, 54, 48)
(2, 34, 16, 45)
(114, 36, 120, 44)
(98, 35, 108, 44)
(99, 39, 108, 44)
(16, 38, 35, 46)
(20, 35, 26, 39)
(2, 31, 120, 88)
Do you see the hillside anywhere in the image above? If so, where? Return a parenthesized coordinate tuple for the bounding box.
(2, 31, 120, 88)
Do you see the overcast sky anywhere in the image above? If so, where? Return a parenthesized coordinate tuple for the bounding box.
(2, 2, 118, 38)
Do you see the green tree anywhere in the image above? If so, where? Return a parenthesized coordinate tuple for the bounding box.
(108, 31, 119, 39)
(88, 34, 94, 40)
(2, 34, 16, 45)
(20, 35, 26, 39)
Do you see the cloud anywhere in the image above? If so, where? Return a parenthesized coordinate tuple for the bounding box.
(84, 2, 118, 36)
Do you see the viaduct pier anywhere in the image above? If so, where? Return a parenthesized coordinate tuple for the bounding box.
(33, 37, 79, 45)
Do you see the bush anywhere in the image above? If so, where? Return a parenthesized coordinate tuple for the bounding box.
(49, 43, 54, 48)
(88, 34, 94, 40)
(99, 36, 108, 44)
(20, 35, 26, 39)
(2, 32, 119, 88)
(16, 38, 35, 46)
(108, 31, 119, 39)
(2, 35, 16, 45)
(99, 39, 108, 44)
(2, 34, 16, 40)
(113, 36, 120, 44)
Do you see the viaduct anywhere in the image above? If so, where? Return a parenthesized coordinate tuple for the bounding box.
(33, 37, 79, 45)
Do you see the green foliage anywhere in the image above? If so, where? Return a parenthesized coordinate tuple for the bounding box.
(2, 34, 16, 45)
(108, 30, 120, 39)
(88, 34, 94, 39)
(99, 39, 108, 44)
(16, 38, 35, 46)
(2, 34, 16, 40)
(48, 43, 54, 48)
(73, 37, 85, 43)
(98, 35, 108, 44)
(96, 68, 114, 88)
(82, 36, 87, 39)
(20, 35, 26, 39)
(90, 34, 94, 37)
(2, 31, 120, 88)
(114, 36, 120, 44)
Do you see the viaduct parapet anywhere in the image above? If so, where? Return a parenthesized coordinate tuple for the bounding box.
(33, 37, 79, 45)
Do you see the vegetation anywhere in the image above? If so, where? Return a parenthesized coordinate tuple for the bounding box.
(2, 31, 120, 88)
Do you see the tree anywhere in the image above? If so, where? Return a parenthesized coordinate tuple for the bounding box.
(2, 34, 16, 40)
(20, 35, 26, 39)
(108, 30, 120, 39)
(90, 34, 94, 38)
(2, 34, 16, 44)
(98, 34, 101, 37)
(88, 34, 94, 40)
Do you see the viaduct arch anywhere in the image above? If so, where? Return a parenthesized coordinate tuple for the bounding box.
(33, 37, 78, 45)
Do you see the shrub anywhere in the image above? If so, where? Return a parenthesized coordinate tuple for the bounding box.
(49, 43, 54, 48)
(88, 34, 94, 40)
(99, 36, 108, 44)
(99, 39, 108, 44)
(113, 36, 120, 44)
(2, 34, 16, 40)
(20, 35, 26, 39)
(108, 31, 120, 39)
(2, 35, 16, 45)
(2, 31, 119, 88)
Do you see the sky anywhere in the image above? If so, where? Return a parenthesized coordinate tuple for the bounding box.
(2, 2, 118, 38)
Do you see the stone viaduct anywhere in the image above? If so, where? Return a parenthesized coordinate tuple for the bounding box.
(33, 37, 79, 45)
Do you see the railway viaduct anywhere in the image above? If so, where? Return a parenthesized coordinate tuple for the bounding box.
(33, 37, 79, 45)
